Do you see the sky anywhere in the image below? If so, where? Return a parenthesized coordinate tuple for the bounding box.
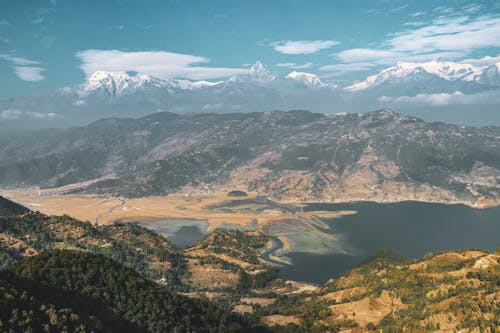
(1, 0, 500, 98)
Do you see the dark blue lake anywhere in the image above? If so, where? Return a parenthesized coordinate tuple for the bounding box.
(278, 201, 500, 284)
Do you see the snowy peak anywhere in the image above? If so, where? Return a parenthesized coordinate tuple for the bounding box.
(76, 71, 223, 97)
(344, 60, 484, 92)
(249, 61, 276, 82)
(81, 71, 168, 97)
(68, 63, 343, 99)
(286, 71, 337, 89)
(174, 79, 222, 90)
(477, 62, 500, 86)
(400, 60, 480, 81)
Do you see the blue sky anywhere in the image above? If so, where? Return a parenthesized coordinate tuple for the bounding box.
(1, 0, 500, 98)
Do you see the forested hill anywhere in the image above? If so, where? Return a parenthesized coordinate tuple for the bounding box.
(0, 195, 29, 216)
(0, 196, 184, 286)
(0, 250, 264, 332)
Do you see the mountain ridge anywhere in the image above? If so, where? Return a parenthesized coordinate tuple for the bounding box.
(344, 60, 500, 95)
(1, 109, 498, 207)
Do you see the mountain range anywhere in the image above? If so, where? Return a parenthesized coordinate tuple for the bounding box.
(1, 109, 498, 206)
(2, 60, 500, 130)
(344, 60, 500, 94)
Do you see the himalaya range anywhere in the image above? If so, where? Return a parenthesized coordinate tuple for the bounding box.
(2, 59, 500, 129)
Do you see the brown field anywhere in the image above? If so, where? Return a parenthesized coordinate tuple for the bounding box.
(320, 286, 367, 302)
(329, 290, 406, 327)
(0, 187, 356, 256)
(1, 188, 352, 225)
(261, 315, 301, 327)
(240, 297, 276, 307)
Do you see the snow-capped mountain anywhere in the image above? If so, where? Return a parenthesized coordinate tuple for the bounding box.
(70, 71, 224, 98)
(77, 71, 168, 98)
(477, 63, 500, 86)
(248, 61, 276, 82)
(174, 79, 222, 90)
(67, 61, 341, 101)
(3, 59, 500, 130)
(344, 60, 496, 94)
(286, 71, 337, 89)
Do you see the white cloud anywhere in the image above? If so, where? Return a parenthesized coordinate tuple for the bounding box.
(396, 51, 467, 63)
(461, 54, 500, 66)
(390, 4, 408, 13)
(0, 54, 39, 66)
(329, 14, 500, 76)
(76, 49, 247, 80)
(319, 62, 375, 74)
(73, 100, 87, 106)
(334, 48, 465, 67)
(409, 11, 426, 18)
(0, 20, 10, 26)
(271, 40, 339, 54)
(0, 110, 57, 119)
(463, 3, 482, 14)
(276, 62, 313, 69)
(335, 49, 404, 63)
(0, 54, 46, 81)
(379, 90, 500, 105)
(13, 66, 45, 81)
(203, 103, 224, 110)
(27, 111, 57, 119)
(276, 62, 295, 67)
(0, 110, 22, 119)
(433, 6, 455, 15)
(403, 21, 426, 27)
(389, 15, 500, 52)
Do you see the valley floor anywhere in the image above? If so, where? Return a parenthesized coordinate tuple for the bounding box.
(0, 187, 354, 259)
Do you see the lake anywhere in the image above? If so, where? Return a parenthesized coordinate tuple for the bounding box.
(279, 201, 500, 284)
(141, 201, 500, 285)
(170, 225, 206, 248)
(137, 218, 208, 248)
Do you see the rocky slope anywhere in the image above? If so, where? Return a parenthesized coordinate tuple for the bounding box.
(1, 109, 499, 206)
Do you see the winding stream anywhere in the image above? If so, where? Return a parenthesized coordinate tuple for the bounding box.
(95, 198, 125, 225)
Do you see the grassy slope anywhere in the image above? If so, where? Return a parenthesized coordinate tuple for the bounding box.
(261, 249, 500, 332)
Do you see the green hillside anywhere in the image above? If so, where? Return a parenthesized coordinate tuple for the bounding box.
(0, 250, 264, 332)
(0, 195, 29, 216)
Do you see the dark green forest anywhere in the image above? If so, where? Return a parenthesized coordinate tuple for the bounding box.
(0, 250, 267, 332)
